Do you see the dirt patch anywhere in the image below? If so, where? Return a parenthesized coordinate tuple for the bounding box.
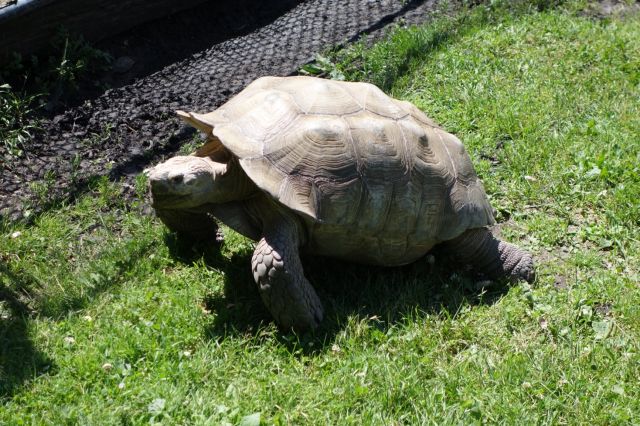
(0, 0, 445, 222)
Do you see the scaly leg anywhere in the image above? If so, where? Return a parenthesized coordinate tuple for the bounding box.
(442, 227, 535, 282)
(251, 216, 323, 331)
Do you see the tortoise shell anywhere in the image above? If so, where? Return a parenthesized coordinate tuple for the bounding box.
(180, 76, 495, 265)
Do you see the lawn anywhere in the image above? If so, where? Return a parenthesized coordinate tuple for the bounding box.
(1, 1, 639, 424)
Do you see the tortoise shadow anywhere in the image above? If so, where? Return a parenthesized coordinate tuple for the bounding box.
(165, 235, 512, 356)
(164, 232, 272, 331)
(299, 252, 511, 354)
(0, 217, 154, 397)
(0, 263, 55, 398)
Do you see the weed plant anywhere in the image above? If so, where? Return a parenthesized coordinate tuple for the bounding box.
(0, 84, 40, 158)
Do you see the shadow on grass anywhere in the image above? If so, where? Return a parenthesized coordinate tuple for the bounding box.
(163, 232, 273, 332)
(0, 230, 153, 397)
(0, 264, 54, 398)
(165, 234, 511, 356)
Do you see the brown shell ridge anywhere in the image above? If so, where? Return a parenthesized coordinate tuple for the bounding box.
(194, 137, 230, 162)
(258, 145, 359, 184)
(273, 87, 368, 118)
(177, 110, 214, 135)
(317, 176, 364, 224)
(272, 79, 362, 115)
(239, 157, 318, 220)
(435, 130, 457, 179)
(176, 110, 231, 161)
(262, 154, 359, 185)
(364, 109, 411, 121)
(396, 119, 416, 176)
(433, 129, 495, 236)
(360, 84, 411, 120)
(379, 182, 397, 235)
(343, 86, 366, 111)
(351, 178, 366, 224)
(342, 116, 364, 176)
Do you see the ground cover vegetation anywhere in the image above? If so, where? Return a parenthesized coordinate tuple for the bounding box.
(0, 29, 111, 158)
(1, 1, 639, 423)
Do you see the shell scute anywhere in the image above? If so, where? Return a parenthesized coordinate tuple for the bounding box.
(312, 178, 364, 225)
(271, 77, 363, 115)
(264, 115, 359, 182)
(342, 82, 408, 120)
(393, 99, 441, 128)
(343, 114, 409, 183)
(224, 90, 300, 143)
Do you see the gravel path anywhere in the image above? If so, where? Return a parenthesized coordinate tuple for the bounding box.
(1, 0, 444, 221)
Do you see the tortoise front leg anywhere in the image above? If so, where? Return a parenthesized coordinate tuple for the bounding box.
(155, 209, 220, 242)
(252, 218, 324, 331)
(209, 202, 261, 241)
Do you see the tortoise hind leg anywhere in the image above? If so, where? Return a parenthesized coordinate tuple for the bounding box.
(442, 227, 535, 283)
(252, 218, 324, 331)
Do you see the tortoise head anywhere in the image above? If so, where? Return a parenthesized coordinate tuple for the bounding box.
(147, 155, 230, 210)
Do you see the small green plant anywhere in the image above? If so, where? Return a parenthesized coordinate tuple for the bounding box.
(46, 28, 112, 102)
(70, 153, 82, 184)
(81, 123, 114, 148)
(28, 170, 57, 205)
(0, 29, 112, 159)
(90, 175, 122, 207)
(178, 133, 204, 155)
(299, 54, 346, 80)
(0, 83, 40, 158)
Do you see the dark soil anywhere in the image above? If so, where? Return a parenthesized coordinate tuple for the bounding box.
(0, 0, 445, 222)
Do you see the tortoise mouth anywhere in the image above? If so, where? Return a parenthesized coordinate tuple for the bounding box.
(151, 195, 190, 210)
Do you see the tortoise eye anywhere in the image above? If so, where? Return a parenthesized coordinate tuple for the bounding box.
(170, 174, 183, 184)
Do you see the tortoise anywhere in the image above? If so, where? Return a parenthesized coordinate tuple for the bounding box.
(147, 76, 534, 331)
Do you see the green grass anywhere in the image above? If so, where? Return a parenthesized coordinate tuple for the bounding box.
(1, 2, 640, 424)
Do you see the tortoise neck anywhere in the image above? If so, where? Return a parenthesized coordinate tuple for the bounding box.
(208, 157, 257, 203)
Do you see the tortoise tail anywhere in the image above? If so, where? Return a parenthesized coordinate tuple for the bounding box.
(442, 228, 535, 283)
